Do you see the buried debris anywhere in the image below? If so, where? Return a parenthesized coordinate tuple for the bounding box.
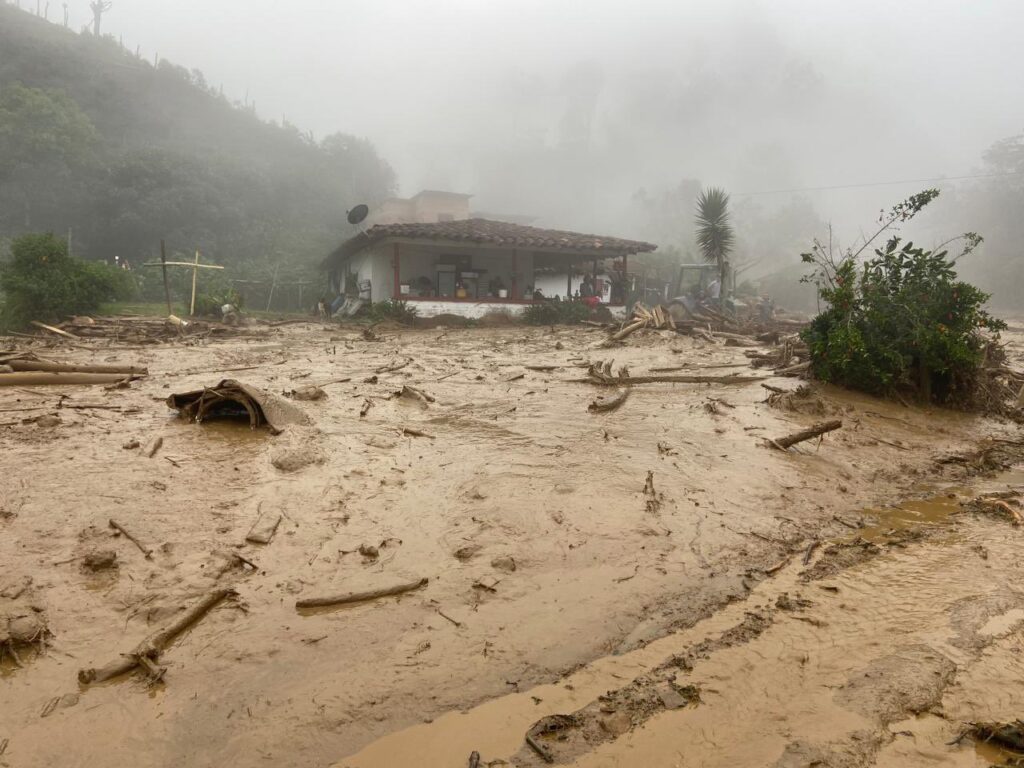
(961, 495, 1024, 526)
(245, 507, 282, 544)
(0, 351, 148, 376)
(295, 577, 428, 610)
(766, 420, 843, 450)
(78, 588, 236, 685)
(955, 720, 1024, 753)
(167, 379, 310, 434)
(588, 387, 630, 413)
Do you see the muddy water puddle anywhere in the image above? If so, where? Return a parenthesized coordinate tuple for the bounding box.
(344, 473, 1024, 768)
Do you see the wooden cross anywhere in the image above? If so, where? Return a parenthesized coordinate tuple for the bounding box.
(143, 247, 225, 316)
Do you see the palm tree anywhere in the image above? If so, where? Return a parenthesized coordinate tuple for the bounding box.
(695, 187, 734, 296)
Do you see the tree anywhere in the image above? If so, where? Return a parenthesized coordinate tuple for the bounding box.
(90, 1, 111, 36)
(0, 83, 97, 229)
(695, 187, 734, 293)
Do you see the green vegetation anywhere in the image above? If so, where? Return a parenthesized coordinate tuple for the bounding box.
(0, 5, 394, 285)
(695, 187, 734, 290)
(0, 232, 132, 329)
(801, 190, 1004, 404)
(522, 301, 590, 325)
(367, 299, 418, 325)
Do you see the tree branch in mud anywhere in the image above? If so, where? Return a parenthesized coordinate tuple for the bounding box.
(78, 588, 236, 685)
(109, 518, 153, 559)
(767, 420, 843, 450)
(295, 577, 428, 609)
(586, 360, 766, 386)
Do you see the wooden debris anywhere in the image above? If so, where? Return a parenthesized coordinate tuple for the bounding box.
(402, 427, 435, 439)
(4, 359, 147, 375)
(359, 398, 373, 418)
(109, 519, 154, 559)
(376, 357, 412, 374)
(586, 360, 766, 387)
(399, 384, 435, 403)
(643, 471, 661, 513)
(143, 435, 163, 458)
(78, 588, 236, 684)
(30, 321, 78, 339)
(468, 751, 481, 768)
(0, 372, 137, 386)
(768, 420, 843, 450)
(245, 509, 282, 545)
(525, 733, 555, 764)
(588, 388, 630, 413)
(295, 577, 428, 609)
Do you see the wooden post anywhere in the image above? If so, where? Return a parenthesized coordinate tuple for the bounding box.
(160, 240, 172, 316)
(266, 263, 280, 312)
(566, 263, 572, 299)
(189, 249, 200, 316)
(393, 243, 401, 300)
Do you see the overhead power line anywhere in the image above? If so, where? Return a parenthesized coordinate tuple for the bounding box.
(734, 170, 1024, 197)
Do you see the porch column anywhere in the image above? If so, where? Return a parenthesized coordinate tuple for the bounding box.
(622, 253, 628, 305)
(512, 249, 518, 300)
(392, 243, 400, 300)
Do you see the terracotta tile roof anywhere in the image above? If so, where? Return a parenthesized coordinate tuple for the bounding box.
(324, 218, 656, 267)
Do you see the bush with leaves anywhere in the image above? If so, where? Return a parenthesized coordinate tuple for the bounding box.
(522, 300, 590, 326)
(800, 190, 1004, 404)
(367, 299, 418, 325)
(0, 233, 133, 329)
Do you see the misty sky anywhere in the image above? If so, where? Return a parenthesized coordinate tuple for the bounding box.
(55, 0, 1024, 239)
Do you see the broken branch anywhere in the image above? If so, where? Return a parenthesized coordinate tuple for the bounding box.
(295, 577, 428, 609)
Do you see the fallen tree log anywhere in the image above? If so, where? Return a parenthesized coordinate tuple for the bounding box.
(586, 361, 766, 387)
(5, 360, 147, 375)
(78, 588, 236, 684)
(0, 372, 138, 386)
(768, 419, 842, 450)
(295, 577, 428, 609)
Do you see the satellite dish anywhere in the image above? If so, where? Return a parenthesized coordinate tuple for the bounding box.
(347, 204, 369, 226)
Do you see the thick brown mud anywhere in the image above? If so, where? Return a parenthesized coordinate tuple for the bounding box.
(0, 323, 1021, 767)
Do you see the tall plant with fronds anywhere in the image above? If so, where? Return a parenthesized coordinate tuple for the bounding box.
(695, 187, 734, 291)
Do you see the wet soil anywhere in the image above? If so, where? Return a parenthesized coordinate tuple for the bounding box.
(0, 322, 1021, 768)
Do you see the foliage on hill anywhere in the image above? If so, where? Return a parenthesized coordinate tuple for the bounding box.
(0, 4, 396, 279)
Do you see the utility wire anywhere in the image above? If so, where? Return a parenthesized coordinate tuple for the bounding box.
(734, 170, 1024, 197)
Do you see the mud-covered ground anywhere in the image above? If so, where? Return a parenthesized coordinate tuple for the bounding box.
(1, 321, 1022, 768)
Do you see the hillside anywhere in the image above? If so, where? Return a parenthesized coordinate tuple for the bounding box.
(0, 4, 395, 282)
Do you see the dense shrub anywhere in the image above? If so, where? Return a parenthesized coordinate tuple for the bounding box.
(0, 233, 133, 328)
(522, 300, 590, 326)
(367, 299, 418, 324)
(801, 191, 1004, 403)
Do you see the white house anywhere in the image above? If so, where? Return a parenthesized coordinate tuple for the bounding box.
(323, 218, 657, 319)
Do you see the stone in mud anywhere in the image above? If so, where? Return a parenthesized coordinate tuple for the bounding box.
(599, 711, 632, 736)
(34, 414, 61, 428)
(82, 549, 118, 571)
(122, 438, 140, 449)
(453, 545, 481, 561)
(7, 613, 46, 644)
(359, 544, 379, 560)
(270, 444, 324, 472)
(491, 555, 517, 572)
(290, 385, 326, 401)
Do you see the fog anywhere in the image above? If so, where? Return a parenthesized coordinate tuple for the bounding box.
(32, 0, 1024, 300)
